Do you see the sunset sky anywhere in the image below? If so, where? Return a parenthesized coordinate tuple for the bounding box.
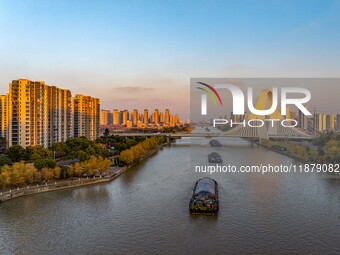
(1, 0, 340, 118)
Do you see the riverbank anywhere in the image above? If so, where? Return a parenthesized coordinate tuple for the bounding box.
(0, 141, 171, 203)
(245, 138, 311, 163)
(247, 139, 339, 174)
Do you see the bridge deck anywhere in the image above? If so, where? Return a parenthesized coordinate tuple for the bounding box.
(111, 132, 313, 140)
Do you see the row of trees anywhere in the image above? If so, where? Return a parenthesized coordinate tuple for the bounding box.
(66, 156, 111, 177)
(119, 137, 166, 166)
(0, 156, 112, 190)
(263, 133, 340, 163)
(0, 137, 111, 167)
(96, 131, 148, 154)
(312, 133, 340, 147)
(0, 162, 61, 190)
(0, 134, 169, 168)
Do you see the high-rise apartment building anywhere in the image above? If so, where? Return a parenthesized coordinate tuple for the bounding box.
(7, 79, 72, 148)
(326, 114, 335, 131)
(174, 114, 178, 126)
(322, 114, 327, 131)
(143, 109, 148, 125)
(108, 112, 113, 125)
(0, 94, 9, 139)
(159, 112, 164, 123)
(298, 109, 308, 131)
(164, 109, 170, 125)
(313, 113, 320, 133)
(337, 114, 340, 131)
(100, 110, 110, 125)
(132, 109, 138, 126)
(169, 114, 174, 126)
(154, 109, 159, 124)
(118, 110, 123, 125)
(73, 94, 100, 140)
(122, 110, 129, 125)
(113, 109, 119, 125)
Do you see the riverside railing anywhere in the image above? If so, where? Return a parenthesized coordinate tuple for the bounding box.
(0, 176, 107, 202)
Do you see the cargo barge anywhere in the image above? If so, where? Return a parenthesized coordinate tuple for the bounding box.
(209, 140, 222, 147)
(208, 152, 223, 163)
(189, 177, 219, 214)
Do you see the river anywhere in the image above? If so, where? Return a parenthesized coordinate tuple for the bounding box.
(0, 136, 339, 254)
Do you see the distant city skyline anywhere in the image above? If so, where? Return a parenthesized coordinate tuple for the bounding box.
(100, 108, 182, 128)
(1, 1, 340, 118)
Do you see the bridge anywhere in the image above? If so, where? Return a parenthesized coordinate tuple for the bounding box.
(110, 89, 314, 140)
(111, 131, 313, 140)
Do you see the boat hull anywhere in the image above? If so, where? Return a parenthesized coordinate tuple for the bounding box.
(189, 178, 219, 214)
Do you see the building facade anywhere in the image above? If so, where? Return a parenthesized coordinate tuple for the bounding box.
(0, 94, 9, 140)
(73, 94, 100, 140)
(113, 109, 119, 125)
(6, 79, 72, 148)
(100, 110, 110, 125)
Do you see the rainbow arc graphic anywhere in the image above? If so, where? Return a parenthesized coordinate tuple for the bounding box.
(196, 82, 223, 106)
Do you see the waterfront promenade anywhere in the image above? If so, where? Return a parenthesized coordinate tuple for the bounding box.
(0, 166, 126, 203)
(0, 141, 169, 203)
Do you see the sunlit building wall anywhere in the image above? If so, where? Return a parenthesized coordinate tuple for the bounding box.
(154, 109, 159, 124)
(7, 79, 72, 148)
(0, 94, 9, 139)
(143, 109, 148, 124)
(159, 112, 164, 123)
(132, 109, 138, 126)
(100, 110, 110, 125)
(164, 109, 170, 125)
(122, 110, 128, 125)
(113, 109, 119, 125)
(73, 94, 100, 140)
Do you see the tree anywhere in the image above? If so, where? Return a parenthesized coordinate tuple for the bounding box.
(24, 164, 39, 184)
(41, 168, 55, 182)
(49, 142, 70, 159)
(26, 145, 52, 161)
(308, 149, 319, 161)
(119, 150, 134, 166)
(0, 156, 11, 166)
(34, 159, 46, 170)
(73, 162, 84, 177)
(10, 162, 26, 186)
(98, 157, 111, 174)
(66, 137, 94, 151)
(0, 165, 11, 189)
(66, 165, 74, 178)
(46, 159, 57, 169)
(53, 166, 61, 180)
(77, 151, 89, 162)
(131, 144, 146, 162)
(104, 128, 110, 138)
(6, 145, 26, 162)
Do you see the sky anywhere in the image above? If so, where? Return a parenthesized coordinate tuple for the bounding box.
(1, 0, 340, 119)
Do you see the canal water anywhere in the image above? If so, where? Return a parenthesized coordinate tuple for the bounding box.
(0, 136, 339, 254)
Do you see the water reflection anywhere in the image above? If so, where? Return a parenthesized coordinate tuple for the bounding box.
(0, 137, 339, 254)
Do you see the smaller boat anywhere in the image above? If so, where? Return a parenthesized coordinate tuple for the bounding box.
(208, 152, 222, 163)
(209, 139, 222, 147)
(189, 177, 219, 214)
